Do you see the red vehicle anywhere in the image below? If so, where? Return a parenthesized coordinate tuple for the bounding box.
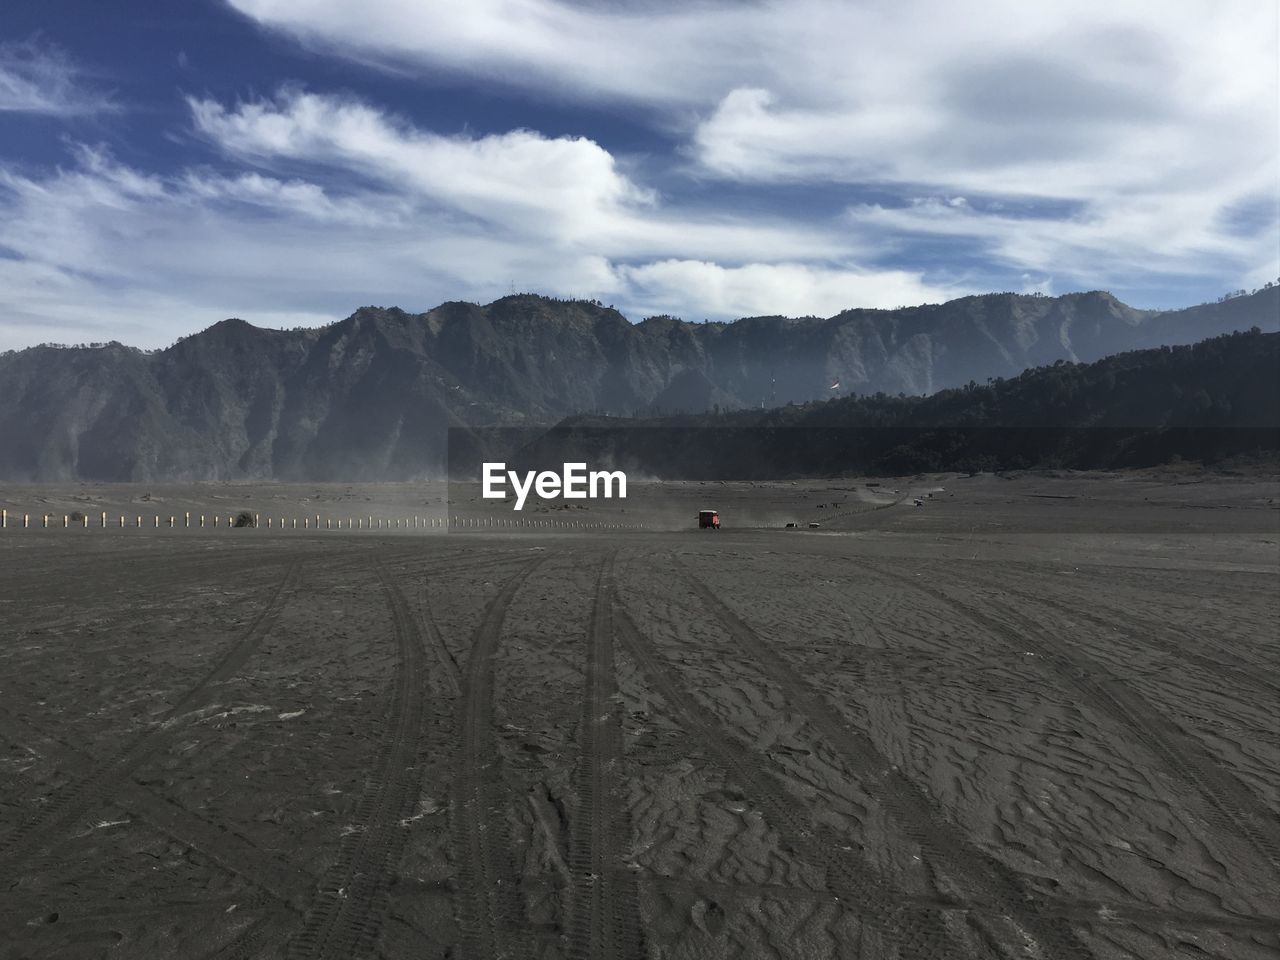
(698, 509, 721, 530)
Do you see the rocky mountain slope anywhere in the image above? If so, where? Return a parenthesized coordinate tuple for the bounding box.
(0, 288, 1275, 480)
(516, 329, 1280, 479)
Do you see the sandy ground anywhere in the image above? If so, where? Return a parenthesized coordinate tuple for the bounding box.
(0, 472, 1277, 959)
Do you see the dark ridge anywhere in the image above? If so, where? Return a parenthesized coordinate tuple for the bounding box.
(0, 287, 1275, 481)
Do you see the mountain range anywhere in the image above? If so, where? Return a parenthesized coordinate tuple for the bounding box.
(0, 287, 1275, 481)
(508, 328, 1279, 480)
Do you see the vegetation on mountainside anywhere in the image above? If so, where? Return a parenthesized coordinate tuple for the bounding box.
(514, 329, 1279, 478)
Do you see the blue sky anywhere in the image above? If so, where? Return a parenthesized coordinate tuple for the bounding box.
(1, 0, 1276, 350)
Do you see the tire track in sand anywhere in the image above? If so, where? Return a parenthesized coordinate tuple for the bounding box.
(416, 578, 462, 698)
(613, 605, 960, 958)
(905, 577, 1280, 880)
(4, 551, 302, 637)
(676, 560, 1097, 960)
(0, 699, 313, 949)
(637, 876, 1280, 936)
(565, 553, 645, 960)
(201, 910, 296, 960)
(451, 558, 545, 960)
(0, 562, 303, 873)
(944, 565, 1280, 703)
(284, 561, 429, 960)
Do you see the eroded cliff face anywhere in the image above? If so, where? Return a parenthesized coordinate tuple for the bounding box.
(0, 288, 1273, 480)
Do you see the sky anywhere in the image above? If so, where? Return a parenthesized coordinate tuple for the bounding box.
(0, 1, 1276, 351)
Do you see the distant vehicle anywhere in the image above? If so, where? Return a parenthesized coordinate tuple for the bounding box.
(808, 521, 820, 528)
(698, 509, 721, 530)
(913, 498, 924, 507)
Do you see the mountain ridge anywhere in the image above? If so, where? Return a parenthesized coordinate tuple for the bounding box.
(1, 287, 1275, 481)
(511, 328, 1280, 479)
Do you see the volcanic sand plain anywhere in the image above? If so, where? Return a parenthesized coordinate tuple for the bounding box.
(1, 472, 1278, 959)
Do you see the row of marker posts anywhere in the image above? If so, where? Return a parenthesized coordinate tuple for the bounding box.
(0, 508, 645, 531)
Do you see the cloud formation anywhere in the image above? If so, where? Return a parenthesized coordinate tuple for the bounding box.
(0, 38, 115, 116)
(190, 91, 653, 241)
(0, 2, 1274, 348)
(225, 0, 760, 107)
(0, 93, 954, 350)
(619, 260, 948, 321)
(229, 0, 1279, 292)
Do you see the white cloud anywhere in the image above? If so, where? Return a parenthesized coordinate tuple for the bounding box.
(0, 255, 338, 352)
(225, 0, 761, 107)
(683, 4, 1276, 196)
(691, 87, 929, 184)
(684, 2, 1277, 288)
(190, 90, 653, 242)
(224, 0, 1278, 295)
(8, 0, 1276, 351)
(619, 260, 954, 320)
(185, 90, 887, 261)
(0, 39, 115, 116)
(0, 150, 437, 350)
(225, 0, 1277, 127)
(0, 106, 949, 349)
(178, 170, 412, 227)
(848, 188, 1278, 291)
